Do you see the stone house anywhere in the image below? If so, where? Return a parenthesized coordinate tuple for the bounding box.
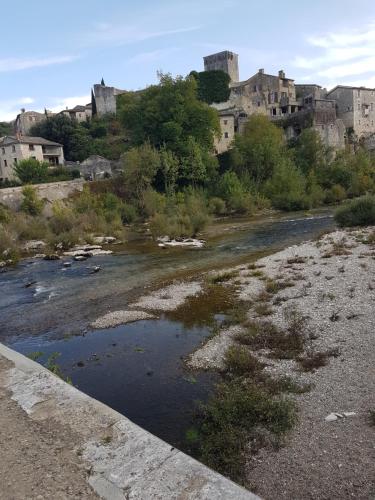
(204, 51, 239, 82)
(0, 136, 64, 181)
(59, 104, 92, 122)
(326, 86, 375, 139)
(75, 155, 112, 180)
(14, 110, 51, 135)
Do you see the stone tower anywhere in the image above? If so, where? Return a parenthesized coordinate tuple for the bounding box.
(203, 50, 239, 82)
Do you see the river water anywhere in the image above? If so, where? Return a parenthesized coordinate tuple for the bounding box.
(0, 211, 335, 447)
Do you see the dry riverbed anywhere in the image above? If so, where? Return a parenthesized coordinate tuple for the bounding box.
(187, 226, 375, 500)
(87, 225, 375, 499)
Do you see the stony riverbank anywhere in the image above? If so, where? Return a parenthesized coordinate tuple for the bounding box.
(186, 226, 375, 499)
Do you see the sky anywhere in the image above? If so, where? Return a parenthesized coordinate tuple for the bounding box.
(1, 0, 375, 121)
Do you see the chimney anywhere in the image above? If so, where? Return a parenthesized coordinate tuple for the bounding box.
(258, 68, 264, 74)
(20, 108, 25, 113)
(279, 70, 286, 79)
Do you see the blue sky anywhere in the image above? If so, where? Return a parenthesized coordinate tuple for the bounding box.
(1, 0, 375, 121)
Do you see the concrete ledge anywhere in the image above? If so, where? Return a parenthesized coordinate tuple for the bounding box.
(0, 343, 258, 499)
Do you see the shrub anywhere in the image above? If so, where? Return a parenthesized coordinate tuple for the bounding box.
(334, 195, 375, 227)
(224, 345, 264, 376)
(208, 197, 226, 215)
(7, 214, 49, 241)
(49, 202, 75, 234)
(14, 158, 49, 184)
(325, 184, 346, 204)
(195, 379, 296, 482)
(20, 186, 45, 215)
(120, 202, 138, 223)
(0, 204, 10, 223)
(0, 227, 19, 263)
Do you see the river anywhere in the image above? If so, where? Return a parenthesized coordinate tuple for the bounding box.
(0, 211, 335, 447)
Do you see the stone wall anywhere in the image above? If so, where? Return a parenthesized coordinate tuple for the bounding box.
(0, 179, 85, 212)
(0, 343, 257, 499)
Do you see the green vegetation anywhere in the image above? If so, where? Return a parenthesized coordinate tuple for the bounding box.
(14, 158, 49, 184)
(190, 70, 231, 104)
(334, 195, 375, 227)
(20, 186, 45, 215)
(190, 378, 296, 483)
(0, 121, 12, 136)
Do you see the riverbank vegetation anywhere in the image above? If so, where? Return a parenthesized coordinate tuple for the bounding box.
(1, 73, 375, 264)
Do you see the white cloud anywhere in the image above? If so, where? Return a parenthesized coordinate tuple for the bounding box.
(82, 24, 201, 47)
(0, 97, 35, 122)
(0, 56, 77, 73)
(47, 95, 91, 113)
(293, 22, 375, 88)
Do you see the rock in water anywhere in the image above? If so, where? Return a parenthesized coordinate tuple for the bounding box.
(74, 255, 88, 262)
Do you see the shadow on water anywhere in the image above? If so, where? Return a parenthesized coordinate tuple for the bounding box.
(0, 211, 336, 448)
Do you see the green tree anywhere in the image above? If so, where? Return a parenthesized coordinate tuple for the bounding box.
(160, 147, 179, 194)
(120, 73, 220, 157)
(292, 129, 331, 175)
(264, 160, 306, 211)
(20, 186, 45, 215)
(230, 115, 285, 187)
(121, 143, 161, 205)
(14, 158, 49, 184)
(190, 70, 231, 104)
(0, 122, 12, 136)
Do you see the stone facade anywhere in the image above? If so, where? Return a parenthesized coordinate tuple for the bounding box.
(60, 104, 92, 122)
(204, 51, 239, 82)
(0, 136, 64, 181)
(77, 155, 112, 180)
(92, 83, 127, 116)
(14, 111, 50, 135)
(326, 86, 375, 138)
(208, 51, 348, 153)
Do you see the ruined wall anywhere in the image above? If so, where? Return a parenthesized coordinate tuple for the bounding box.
(0, 179, 85, 211)
(214, 115, 236, 154)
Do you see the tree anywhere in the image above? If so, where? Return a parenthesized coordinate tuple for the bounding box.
(264, 159, 306, 211)
(190, 70, 231, 104)
(20, 186, 45, 215)
(230, 115, 285, 187)
(0, 122, 12, 136)
(121, 143, 161, 205)
(292, 128, 331, 175)
(14, 158, 49, 184)
(160, 147, 179, 194)
(120, 73, 220, 157)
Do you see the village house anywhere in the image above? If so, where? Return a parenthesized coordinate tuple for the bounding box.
(326, 85, 375, 139)
(0, 136, 64, 181)
(14, 110, 53, 136)
(59, 104, 92, 122)
(207, 51, 350, 154)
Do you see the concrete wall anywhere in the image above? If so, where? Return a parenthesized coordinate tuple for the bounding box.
(0, 179, 85, 211)
(0, 343, 257, 500)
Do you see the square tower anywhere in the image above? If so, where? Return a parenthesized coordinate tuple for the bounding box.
(203, 51, 239, 82)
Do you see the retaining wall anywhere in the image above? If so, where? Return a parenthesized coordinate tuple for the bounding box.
(0, 179, 85, 211)
(0, 343, 258, 499)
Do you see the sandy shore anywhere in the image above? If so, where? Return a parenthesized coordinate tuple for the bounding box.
(189, 227, 375, 499)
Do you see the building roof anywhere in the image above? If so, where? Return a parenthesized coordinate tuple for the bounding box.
(295, 83, 322, 88)
(327, 85, 375, 95)
(0, 135, 62, 147)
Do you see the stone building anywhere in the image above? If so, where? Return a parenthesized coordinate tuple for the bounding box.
(326, 85, 375, 138)
(59, 104, 92, 122)
(0, 136, 64, 181)
(203, 51, 239, 82)
(92, 81, 127, 116)
(208, 51, 347, 153)
(14, 110, 50, 135)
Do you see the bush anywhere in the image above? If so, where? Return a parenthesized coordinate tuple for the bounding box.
(195, 379, 296, 482)
(49, 202, 75, 234)
(208, 197, 226, 215)
(0, 204, 10, 223)
(0, 226, 19, 263)
(14, 158, 49, 184)
(224, 345, 264, 376)
(334, 195, 375, 227)
(20, 186, 45, 215)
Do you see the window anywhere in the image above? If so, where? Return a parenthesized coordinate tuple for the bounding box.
(29, 144, 35, 151)
(223, 120, 228, 125)
(13, 158, 17, 165)
(224, 132, 229, 139)
(1, 148, 4, 155)
(4, 160, 7, 167)
(257, 101, 261, 107)
(12, 145, 15, 152)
